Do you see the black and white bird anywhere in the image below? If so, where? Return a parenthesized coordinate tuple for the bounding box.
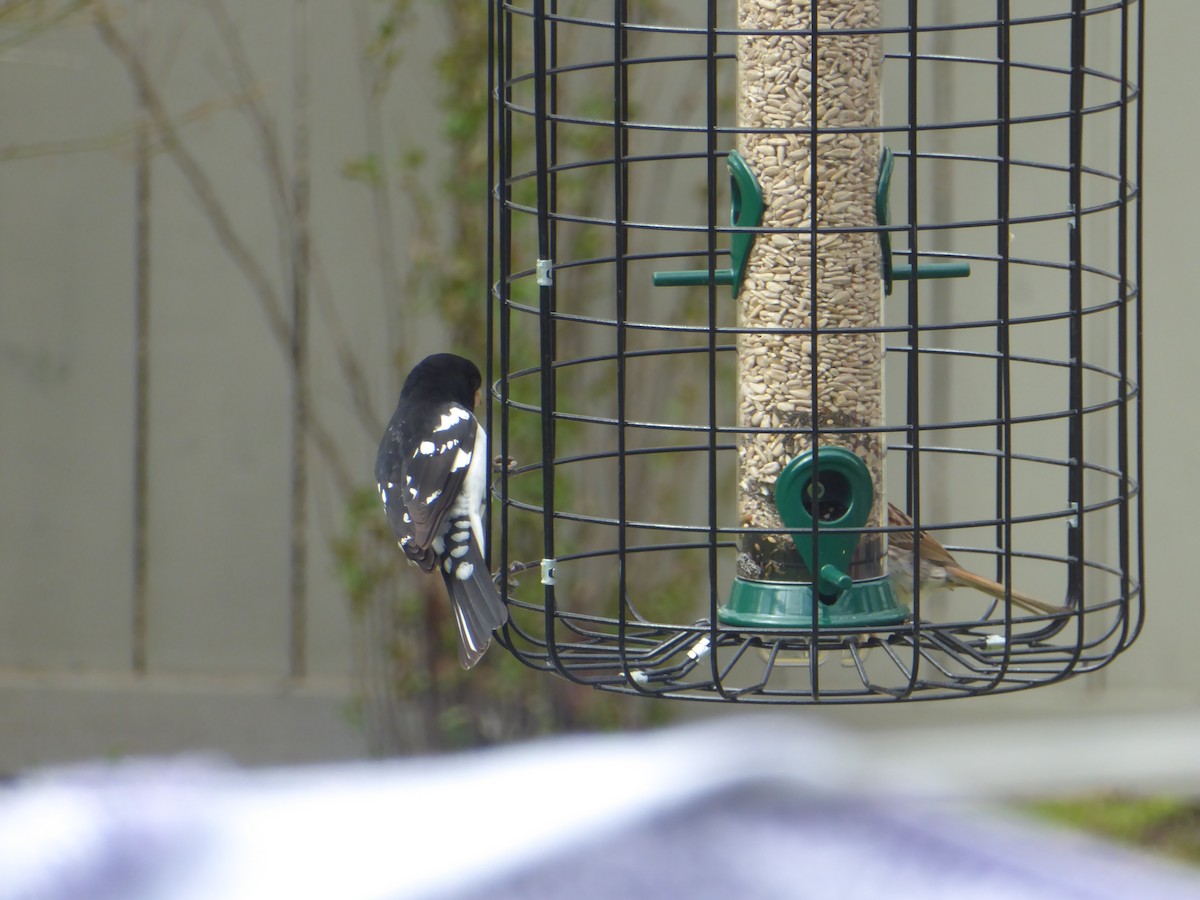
(375, 353, 508, 668)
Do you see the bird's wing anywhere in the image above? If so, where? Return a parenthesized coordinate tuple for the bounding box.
(887, 503, 961, 568)
(888, 504, 1070, 616)
(396, 403, 478, 550)
(376, 424, 430, 569)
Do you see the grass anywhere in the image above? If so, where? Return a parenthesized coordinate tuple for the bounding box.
(1028, 794, 1200, 867)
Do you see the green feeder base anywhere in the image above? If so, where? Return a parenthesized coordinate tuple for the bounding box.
(719, 576, 910, 628)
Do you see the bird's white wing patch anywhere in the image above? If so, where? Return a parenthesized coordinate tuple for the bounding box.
(451, 447, 472, 472)
(433, 407, 471, 433)
(392, 403, 481, 555)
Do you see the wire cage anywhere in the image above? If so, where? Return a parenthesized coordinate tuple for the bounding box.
(487, 1, 1144, 703)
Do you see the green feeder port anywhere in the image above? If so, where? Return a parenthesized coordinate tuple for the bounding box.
(876, 147, 972, 296)
(720, 447, 909, 628)
(652, 150, 763, 299)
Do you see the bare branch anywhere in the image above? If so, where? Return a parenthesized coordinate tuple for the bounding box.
(90, 0, 354, 496)
(204, 0, 386, 440)
(1, 90, 264, 162)
(352, 0, 406, 390)
(203, 0, 294, 272)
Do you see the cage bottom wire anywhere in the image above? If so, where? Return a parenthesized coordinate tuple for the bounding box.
(487, 513, 1140, 703)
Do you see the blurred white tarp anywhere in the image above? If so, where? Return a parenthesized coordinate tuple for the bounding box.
(2, 715, 1199, 900)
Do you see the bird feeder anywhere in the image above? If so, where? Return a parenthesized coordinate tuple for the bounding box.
(488, 1, 1144, 702)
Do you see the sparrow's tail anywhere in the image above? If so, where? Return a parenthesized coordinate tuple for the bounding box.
(945, 566, 1071, 617)
(441, 540, 509, 669)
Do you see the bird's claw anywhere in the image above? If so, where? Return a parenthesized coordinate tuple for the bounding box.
(493, 559, 532, 590)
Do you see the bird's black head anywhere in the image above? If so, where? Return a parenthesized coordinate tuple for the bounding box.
(400, 353, 482, 409)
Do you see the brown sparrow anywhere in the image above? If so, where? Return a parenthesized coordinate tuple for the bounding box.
(887, 503, 1070, 616)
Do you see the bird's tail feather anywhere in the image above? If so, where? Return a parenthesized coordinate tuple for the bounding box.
(442, 542, 509, 669)
(945, 566, 1071, 617)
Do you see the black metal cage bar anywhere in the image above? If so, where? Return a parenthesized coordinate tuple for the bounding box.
(488, 1, 1144, 703)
